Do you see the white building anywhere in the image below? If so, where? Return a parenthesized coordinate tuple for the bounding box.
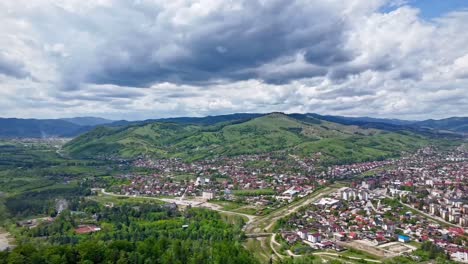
(341, 189, 356, 201)
(451, 250, 468, 263)
(195, 177, 210, 186)
(307, 233, 321, 243)
(358, 190, 369, 201)
(314, 198, 340, 206)
(202, 191, 214, 200)
(297, 230, 308, 240)
(282, 187, 300, 198)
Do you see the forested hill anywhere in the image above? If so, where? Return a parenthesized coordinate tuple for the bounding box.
(64, 113, 454, 164)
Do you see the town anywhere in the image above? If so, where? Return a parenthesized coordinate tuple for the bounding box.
(114, 146, 468, 262)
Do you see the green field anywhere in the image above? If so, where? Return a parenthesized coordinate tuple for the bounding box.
(233, 189, 276, 196)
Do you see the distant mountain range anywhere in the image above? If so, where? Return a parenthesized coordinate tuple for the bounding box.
(60, 117, 115, 127)
(0, 113, 466, 138)
(0, 117, 114, 138)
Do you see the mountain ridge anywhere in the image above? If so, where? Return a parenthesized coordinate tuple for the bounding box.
(63, 113, 457, 164)
(0, 113, 467, 138)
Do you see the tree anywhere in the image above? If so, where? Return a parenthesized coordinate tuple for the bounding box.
(7, 253, 26, 264)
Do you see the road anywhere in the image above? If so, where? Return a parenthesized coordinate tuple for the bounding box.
(242, 187, 340, 262)
(245, 187, 336, 234)
(403, 202, 463, 228)
(367, 200, 383, 214)
(384, 194, 463, 228)
(270, 233, 285, 259)
(0, 230, 14, 251)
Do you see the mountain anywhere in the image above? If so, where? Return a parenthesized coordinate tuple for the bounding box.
(305, 113, 414, 126)
(0, 114, 261, 139)
(0, 118, 87, 138)
(303, 113, 468, 136)
(60, 117, 114, 126)
(2, 113, 466, 139)
(106, 113, 264, 127)
(413, 117, 468, 133)
(64, 113, 450, 163)
(154, 113, 264, 126)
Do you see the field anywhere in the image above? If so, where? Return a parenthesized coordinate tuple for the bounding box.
(233, 189, 276, 196)
(380, 242, 417, 255)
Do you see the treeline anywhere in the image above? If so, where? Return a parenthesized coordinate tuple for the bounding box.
(0, 202, 258, 264)
(5, 185, 90, 218)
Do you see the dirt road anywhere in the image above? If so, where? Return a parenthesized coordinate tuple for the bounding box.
(0, 230, 14, 251)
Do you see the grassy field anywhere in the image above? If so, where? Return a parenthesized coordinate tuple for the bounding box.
(88, 193, 165, 206)
(210, 200, 245, 211)
(233, 189, 276, 196)
(340, 248, 380, 260)
(245, 237, 273, 263)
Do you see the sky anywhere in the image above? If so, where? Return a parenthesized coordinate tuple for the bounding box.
(1, 0, 468, 121)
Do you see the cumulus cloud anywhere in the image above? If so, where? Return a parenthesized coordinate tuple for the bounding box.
(0, 0, 467, 120)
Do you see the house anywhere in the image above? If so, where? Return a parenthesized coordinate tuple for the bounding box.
(398, 235, 410, 243)
(334, 233, 345, 241)
(75, 225, 101, 234)
(195, 177, 210, 186)
(282, 187, 300, 198)
(348, 232, 358, 240)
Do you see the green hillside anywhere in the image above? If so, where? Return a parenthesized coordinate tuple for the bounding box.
(64, 113, 449, 163)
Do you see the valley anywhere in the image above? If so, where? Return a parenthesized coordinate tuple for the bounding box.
(0, 113, 466, 264)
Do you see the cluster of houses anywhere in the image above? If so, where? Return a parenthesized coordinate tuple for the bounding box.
(126, 146, 467, 261)
(122, 154, 322, 205)
(361, 148, 468, 228)
(325, 160, 394, 179)
(280, 178, 467, 262)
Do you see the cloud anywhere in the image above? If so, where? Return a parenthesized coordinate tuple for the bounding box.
(0, 0, 467, 120)
(78, 0, 364, 87)
(0, 52, 30, 78)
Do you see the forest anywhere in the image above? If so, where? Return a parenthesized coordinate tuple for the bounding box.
(0, 200, 258, 264)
